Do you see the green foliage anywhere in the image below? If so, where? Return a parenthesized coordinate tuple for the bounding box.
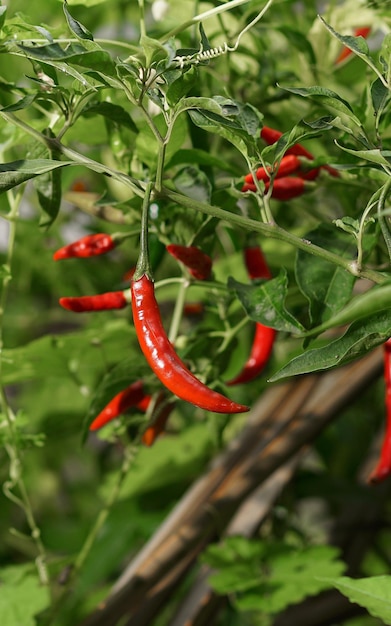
(0, 0, 391, 623)
(203, 537, 345, 619)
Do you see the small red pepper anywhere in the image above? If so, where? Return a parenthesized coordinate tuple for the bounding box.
(142, 397, 175, 447)
(243, 155, 302, 185)
(59, 291, 129, 313)
(335, 27, 371, 65)
(227, 246, 276, 386)
(166, 244, 212, 281)
(368, 339, 391, 484)
(53, 233, 117, 260)
(184, 302, 204, 316)
(264, 177, 310, 201)
(89, 380, 148, 431)
(131, 274, 249, 414)
(260, 125, 339, 178)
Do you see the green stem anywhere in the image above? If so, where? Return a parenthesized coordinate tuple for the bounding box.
(162, 187, 387, 284)
(168, 278, 189, 343)
(138, 0, 146, 38)
(163, 0, 268, 40)
(0, 189, 49, 587)
(134, 182, 154, 279)
(378, 179, 391, 261)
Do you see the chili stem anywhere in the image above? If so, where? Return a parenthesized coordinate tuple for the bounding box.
(134, 182, 154, 280)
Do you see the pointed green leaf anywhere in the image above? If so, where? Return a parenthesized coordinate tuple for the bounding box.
(295, 225, 356, 327)
(228, 271, 305, 333)
(323, 576, 391, 623)
(63, 1, 94, 40)
(0, 159, 72, 193)
(270, 310, 391, 381)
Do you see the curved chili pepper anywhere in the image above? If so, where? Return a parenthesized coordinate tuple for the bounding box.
(242, 176, 312, 200)
(166, 244, 212, 281)
(260, 125, 339, 178)
(227, 246, 276, 386)
(131, 274, 249, 414)
(335, 27, 371, 65)
(89, 380, 148, 431)
(368, 339, 391, 484)
(53, 233, 117, 260)
(59, 290, 129, 313)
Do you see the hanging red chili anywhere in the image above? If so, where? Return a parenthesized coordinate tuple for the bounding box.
(59, 290, 129, 313)
(142, 397, 175, 447)
(243, 155, 302, 186)
(263, 177, 310, 200)
(89, 380, 148, 431)
(260, 125, 339, 178)
(227, 246, 276, 386)
(335, 27, 371, 65)
(166, 244, 212, 281)
(131, 274, 249, 414)
(53, 233, 117, 260)
(368, 339, 391, 484)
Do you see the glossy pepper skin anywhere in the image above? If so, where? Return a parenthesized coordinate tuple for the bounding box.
(131, 274, 249, 414)
(368, 339, 391, 483)
(242, 176, 309, 199)
(89, 381, 147, 431)
(166, 244, 212, 281)
(53, 233, 116, 260)
(59, 291, 128, 313)
(227, 246, 276, 386)
(260, 125, 339, 178)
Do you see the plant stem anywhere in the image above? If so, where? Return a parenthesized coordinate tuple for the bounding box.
(378, 179, 391, 261)
(134, 182, 154, 279)
(0, 189, 49, 587)
(168, 278, 189, 343)
(162, 187, 387, 284)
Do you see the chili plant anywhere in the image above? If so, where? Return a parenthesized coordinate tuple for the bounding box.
(1, 0, 391, 625)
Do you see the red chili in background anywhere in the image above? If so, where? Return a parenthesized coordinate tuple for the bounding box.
(60, 291, 129, 313)
(166, 244, 212, 281)
(131, 274, 248, 414)
(260, 125, 339, 178)
(142, 397, 175, 447)
(243, 155, 301, 185)
(53, 233, 116, 260)
(227, 246, 276, 386)
(89, 380, 148, 431)
(335, 27, 371, 65)
(368, 339, 391, 484)
(242, 176, 311, 199)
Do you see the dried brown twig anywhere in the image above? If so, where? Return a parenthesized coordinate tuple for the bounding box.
(81, 348, 383, 626)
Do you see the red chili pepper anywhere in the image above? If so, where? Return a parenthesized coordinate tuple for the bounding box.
(184, 302, 205, 316)
(59, 291, 129, 313)
(368, 339, 391, 484)
(335, 27, 371, 65)
(53, 233, 117, 260)
(243, 155, 301, 185)
(142, 398, 175, 447)
(131, 274, 249, 413)
(166, 244, 212, 281)
(260, 125, 340, 178)
(227, 246, 276, 386)
(89, 380, 148, 431)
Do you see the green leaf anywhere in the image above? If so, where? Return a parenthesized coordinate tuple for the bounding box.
(166, 148, 237, 174)
(280, 85, 362, 130)
(295, 225, 356, 327)
(335, 141, 391, 167)
(276, 25, 316, 66)
(83, 101, 138, 133)
(0, 6, 7, 31)
(371, 77, 390, 117)
(323, 576, 391, 623)
(0, 159, 72, 193)
(17, 43, 116, 77)
(262, 117, 334, 162)
(228, 271, 305, 333)
(140, 34, 169, 67)
(173, 165, 212, 203)
(235, 546, 345, 614)
(0, 564, 50, 625)
(63, 1, 94, 41)
(304, 282, 391, 338)
(270, 309, 391, 381)
(29, 130, 63, 227)
(0, 94, 36, 112)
